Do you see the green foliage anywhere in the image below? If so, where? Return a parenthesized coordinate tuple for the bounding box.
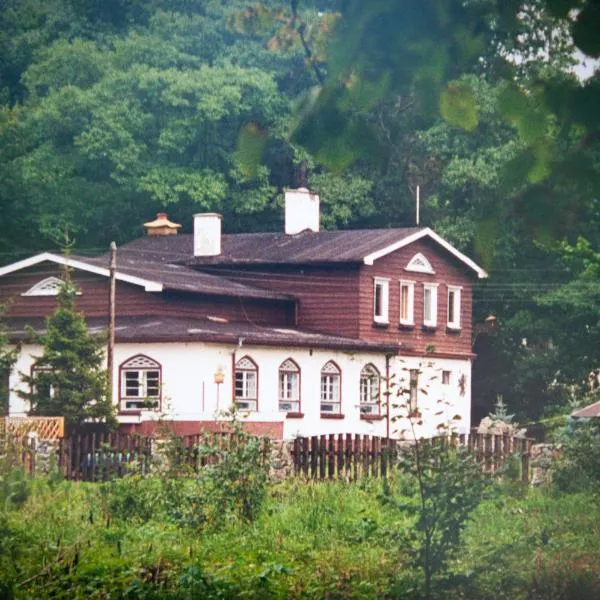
(553, 419, 600, 494)
(18, 266, 114, 430)
(0, 303, 19, 415)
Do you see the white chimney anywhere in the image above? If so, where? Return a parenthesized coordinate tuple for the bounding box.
(194, 213, 222, 257)
(284, 187, 320, 235)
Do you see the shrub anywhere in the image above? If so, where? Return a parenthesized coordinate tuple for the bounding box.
(553, 419, 600, 494)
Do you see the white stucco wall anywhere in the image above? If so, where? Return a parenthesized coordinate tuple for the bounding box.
(8, 341, 471, 439)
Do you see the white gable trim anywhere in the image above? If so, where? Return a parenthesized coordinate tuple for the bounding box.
(362, 228, 488, 279)
(0, 253, 163, 292)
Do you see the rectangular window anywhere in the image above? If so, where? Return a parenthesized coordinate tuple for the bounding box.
(279, 371, 299, 412)
(122, 370, 160, 410)
(320, 374, 341, 413)
(442, 370, 451, 385)
(399, 280, 415, 325)
(235, 371, 257, 411)
(409, 369, 419, 411)
(373, 278, 389, 324)
(423, 283, 438, 327)
(447, 286, 462, 329)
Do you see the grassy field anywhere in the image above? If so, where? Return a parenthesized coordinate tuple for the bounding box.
(1, 470, 599, 599)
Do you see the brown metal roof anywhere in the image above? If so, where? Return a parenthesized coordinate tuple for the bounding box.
(6, 316, 399, 353)
(116, 228, 424, 265)
(571, 400, 600, 418)
(78, 255, 294, 301)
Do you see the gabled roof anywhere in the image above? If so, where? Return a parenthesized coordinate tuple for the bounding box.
(571, 400, 600, 418)
(0, 253, 294, 302)
(118, 227, 488, 277)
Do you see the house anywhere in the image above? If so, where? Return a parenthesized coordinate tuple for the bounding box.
(0, 188, 487, 439)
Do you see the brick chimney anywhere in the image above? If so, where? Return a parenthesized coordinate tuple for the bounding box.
(284, 187, 320, 235)
(143, 213, 181, 236)
(194, 213, 222, 257)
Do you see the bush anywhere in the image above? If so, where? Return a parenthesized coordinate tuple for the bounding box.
(553, 419, 600, 494)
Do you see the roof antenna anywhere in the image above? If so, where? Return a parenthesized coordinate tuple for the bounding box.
(416, 184, 420, 226)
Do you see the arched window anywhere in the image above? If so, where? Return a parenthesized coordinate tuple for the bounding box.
(320, 361, 341, 414)
(119, 355, 161, 411)
(360, 364, 380, 415)
(279, 359, 300, 413)
(235, 356, 258, 411)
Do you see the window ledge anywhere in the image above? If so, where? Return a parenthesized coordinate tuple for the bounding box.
(373, 321, 389, 328)
(118, 409, 142, 416)
(360, 414, 385, 421)
(285, 412, 304, 419)
(399, 322, 415, 330)
(320, 413, 345, 419)
(421, 324, 437, 332)
(446, 326, 462, 334)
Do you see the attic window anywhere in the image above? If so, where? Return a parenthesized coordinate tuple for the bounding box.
(405, 253, 435, 274)
(21, 277, 72, 297)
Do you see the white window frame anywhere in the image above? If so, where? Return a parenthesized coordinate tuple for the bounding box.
(423, 283, 438, 327)
(373, 277, 390, 324)
(320, 361, 341, 414)
(399, 280, 415, 326)
(119, 355, 161, 411)
(279, 359, 300, 413)
(447, 285, 462, 329)
(22, 276, 81, 297)
(235, 356, 258, 411)
(360, 364, 381, 415)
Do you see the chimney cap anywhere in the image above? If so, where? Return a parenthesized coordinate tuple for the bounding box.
(144, 213, 182, 236)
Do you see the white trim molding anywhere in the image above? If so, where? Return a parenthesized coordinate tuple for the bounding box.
(447, 285, 462, 330)
(0, 253, 163, 292)
(373, 277, 390, 324)
(21, 276, 82, 297)
(423, 282, 439, 327)
(399, 280, 415, 326)
(362, 228, 488, 279)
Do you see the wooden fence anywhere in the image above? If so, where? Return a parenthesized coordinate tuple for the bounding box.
(57, 431, 270, 482)
(291, 431, 534, 483)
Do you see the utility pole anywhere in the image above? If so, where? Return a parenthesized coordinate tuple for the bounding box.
(107, 242, 116, 404)
(416, 184, 420, 226)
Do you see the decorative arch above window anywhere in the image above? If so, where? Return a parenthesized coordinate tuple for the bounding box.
(279, 358, 300, 413)
(320, 360, 341, 415)
(119, 354, 161, 412)
(360, 364, 381, 415)
(235, 355, 258, 411)
(405, 253, 435, 274)
(22, 276, 80, 297)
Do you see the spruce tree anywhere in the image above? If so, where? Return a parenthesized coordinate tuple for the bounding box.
(19, 266, 115, 430)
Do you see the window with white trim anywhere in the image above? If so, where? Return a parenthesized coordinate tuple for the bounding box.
(120, 355, 161, 411)
(442, 370, 451, 385)
(320, 361, 341, 414)
(373, 278, 389, 324)
(279, 358, 300, 413)
(360, 364, 380, 415)
(399, 280, 415, 325)
(235, 356, 258, 411)
(423, 283, 438, 327)
(447, 286, 462, 329)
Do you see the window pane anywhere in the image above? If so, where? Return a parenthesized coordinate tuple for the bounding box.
(448, 290, 455, 323)
(374, 283, 382, 317)
(125, 371, 141, 396)
(235, 372, 245, 398)
(424, 288, 431, 321)
(400, 285, 409, 321)
(146, 371, 160, 397)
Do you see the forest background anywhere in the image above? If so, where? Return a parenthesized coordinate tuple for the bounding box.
(1, 0, 599, 426)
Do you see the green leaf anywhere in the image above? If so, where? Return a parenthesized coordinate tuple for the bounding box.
(440, 80, 478, 131)
(234, 122, 268, 180)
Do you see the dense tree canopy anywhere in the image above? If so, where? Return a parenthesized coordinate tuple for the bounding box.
(0, 0, 599, 422)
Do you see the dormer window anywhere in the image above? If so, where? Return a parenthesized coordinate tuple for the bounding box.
(406, 253, 435, 274)
(22, 277, 72, 297)
(373, 277, 389, 324)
